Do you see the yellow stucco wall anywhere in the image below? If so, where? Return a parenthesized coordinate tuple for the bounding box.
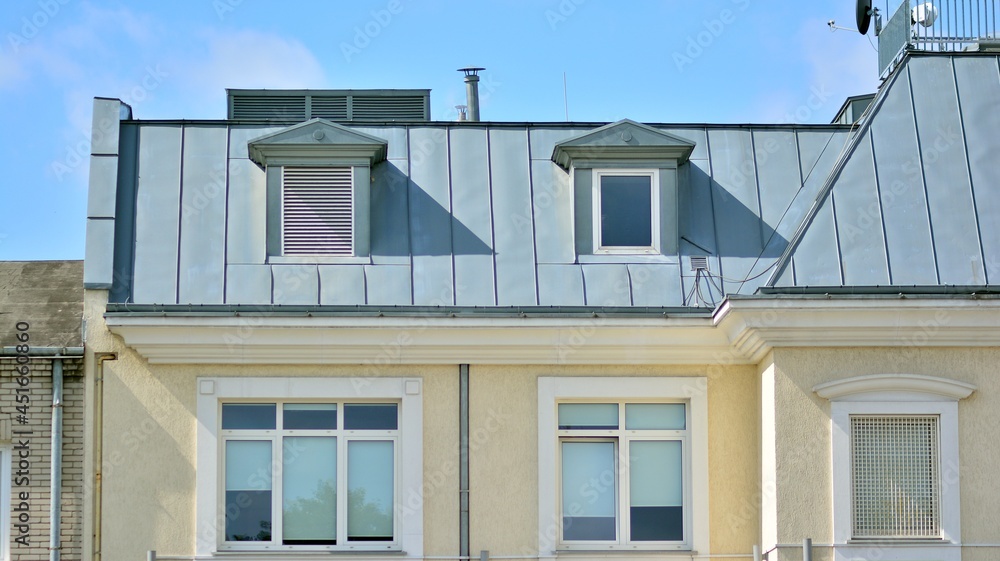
(84, 291, 461, 560)
(468, 364, 760, 557)
(769, 347, 1000, 551)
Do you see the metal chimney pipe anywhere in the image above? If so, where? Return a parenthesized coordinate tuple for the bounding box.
(458, 67, 484, 121)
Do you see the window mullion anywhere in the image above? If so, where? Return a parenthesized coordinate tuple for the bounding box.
(619, 435, 628, 546)
(338, 431, 348, 545)
(272, 433, 282, 546)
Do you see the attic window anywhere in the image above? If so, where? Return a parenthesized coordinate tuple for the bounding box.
(247, 119, 387, 263)
(282, 167, 354, 256)
(553, 120, 694, 260)
(594, 170, 660, 254)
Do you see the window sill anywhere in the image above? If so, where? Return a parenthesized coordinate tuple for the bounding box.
(845, 538, 950, 544)
(577, 254, 679, 265)
(268, 255, 372, 265)
(208, 551, 409, 559)
(551, 549, 695, 556)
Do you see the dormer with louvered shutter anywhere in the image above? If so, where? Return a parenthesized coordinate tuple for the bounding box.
(248, 119, 388, 263)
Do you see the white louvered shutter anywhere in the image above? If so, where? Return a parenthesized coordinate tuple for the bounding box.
(282, 167, 354, 256)
(851, 415, 940, 539)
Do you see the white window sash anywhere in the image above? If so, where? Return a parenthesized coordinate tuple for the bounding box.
(197, 377, 421, 557)
(538, 378, 708, 554)
(591, 169, 661, 255)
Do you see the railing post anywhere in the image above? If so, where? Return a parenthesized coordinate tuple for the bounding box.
(802, 538, 812, 561)
(752, 544, 762, 561)
(146, 551, 156, 561)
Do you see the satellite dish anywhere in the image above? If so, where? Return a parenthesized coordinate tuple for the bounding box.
(912, 2, 939, 27)
(856, 0, 873, 34)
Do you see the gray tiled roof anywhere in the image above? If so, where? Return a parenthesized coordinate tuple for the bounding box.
(0, 261, 83, 347)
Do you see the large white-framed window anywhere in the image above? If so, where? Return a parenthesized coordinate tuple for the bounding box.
(815, 374, 975, 561)
(592, 169, 660, 255)
(538, 377, 709, 554)
(196, 377, 423, 557)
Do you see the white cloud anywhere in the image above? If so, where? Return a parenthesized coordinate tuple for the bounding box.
(0, 51, 27, 89)
(752, 17, 881, 124)
(173, 29, 327, 117)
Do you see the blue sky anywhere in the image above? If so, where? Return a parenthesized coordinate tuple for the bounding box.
(0, 0, 882, 260)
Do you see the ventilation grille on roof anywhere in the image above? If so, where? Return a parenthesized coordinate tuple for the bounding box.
(282, 166, 354, 256)
(232, 95, 307, 120)
(228, 89, 430, 121)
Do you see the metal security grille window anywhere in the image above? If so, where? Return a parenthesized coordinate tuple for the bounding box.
(282, 167, 354, 256)
(558, 402, 688, 547)
(221, 402, 398, 550)
(851, 415, 941, 539)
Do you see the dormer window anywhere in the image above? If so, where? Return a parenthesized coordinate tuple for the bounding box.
(248, 119, 387, 263)
(552, 119, 694, 261)
(594, 169, 660, 254)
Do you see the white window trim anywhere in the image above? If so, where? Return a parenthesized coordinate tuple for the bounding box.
(591, 169, 660, 255)
(196, 377, 423, 558)
(816, 374, 974, 561)
(538, 377, 709, 556)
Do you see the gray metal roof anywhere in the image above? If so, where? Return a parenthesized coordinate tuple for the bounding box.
(0, 261, 83, 347)
(93, 52, 1000, 310)
(771, 53, 1000, 287)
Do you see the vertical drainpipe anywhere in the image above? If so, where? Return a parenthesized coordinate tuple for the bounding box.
(458, 68, 484, 122)
(93, 353, 116, 561)
(50, 357, 64, 561)
(459, 364, 470, 559)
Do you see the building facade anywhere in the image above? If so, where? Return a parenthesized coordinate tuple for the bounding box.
(83, 50, 1000, 561)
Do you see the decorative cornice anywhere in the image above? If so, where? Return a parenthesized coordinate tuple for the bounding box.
(105, 315, 733, 365)
(714, 297, 1000, 363)
(101, 296, 1000, 365)
(813, 374, 976, 401)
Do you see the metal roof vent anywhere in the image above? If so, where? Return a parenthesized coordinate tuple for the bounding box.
(458, 67, 484, 122)
(227, 89, 430, 121)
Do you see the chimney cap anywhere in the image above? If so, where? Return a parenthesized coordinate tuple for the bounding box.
(458, 67, 485, 77)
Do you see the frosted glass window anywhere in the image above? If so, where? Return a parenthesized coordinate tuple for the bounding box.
(345, 404, 398, 430)
(625, 404, 686, 430)
(223, 404, 276, 430)
(600, 175, 652, 247)
(283, 437, 336, 544)
(348, 440, 394, 540)
(629, 440, 683, 541)
(558, 403, 619, 430)
(225, 440, 272, 541)
(562, 441, 616, 541)
(284, 404, 337, 430)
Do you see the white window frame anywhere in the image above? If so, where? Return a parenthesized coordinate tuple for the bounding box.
(815, 374, 974, 561)
(592, 169, 660, 255)
(220, 401, 399, 551)
(196, 377, 423, 558)
(538, 377, 709, 555)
